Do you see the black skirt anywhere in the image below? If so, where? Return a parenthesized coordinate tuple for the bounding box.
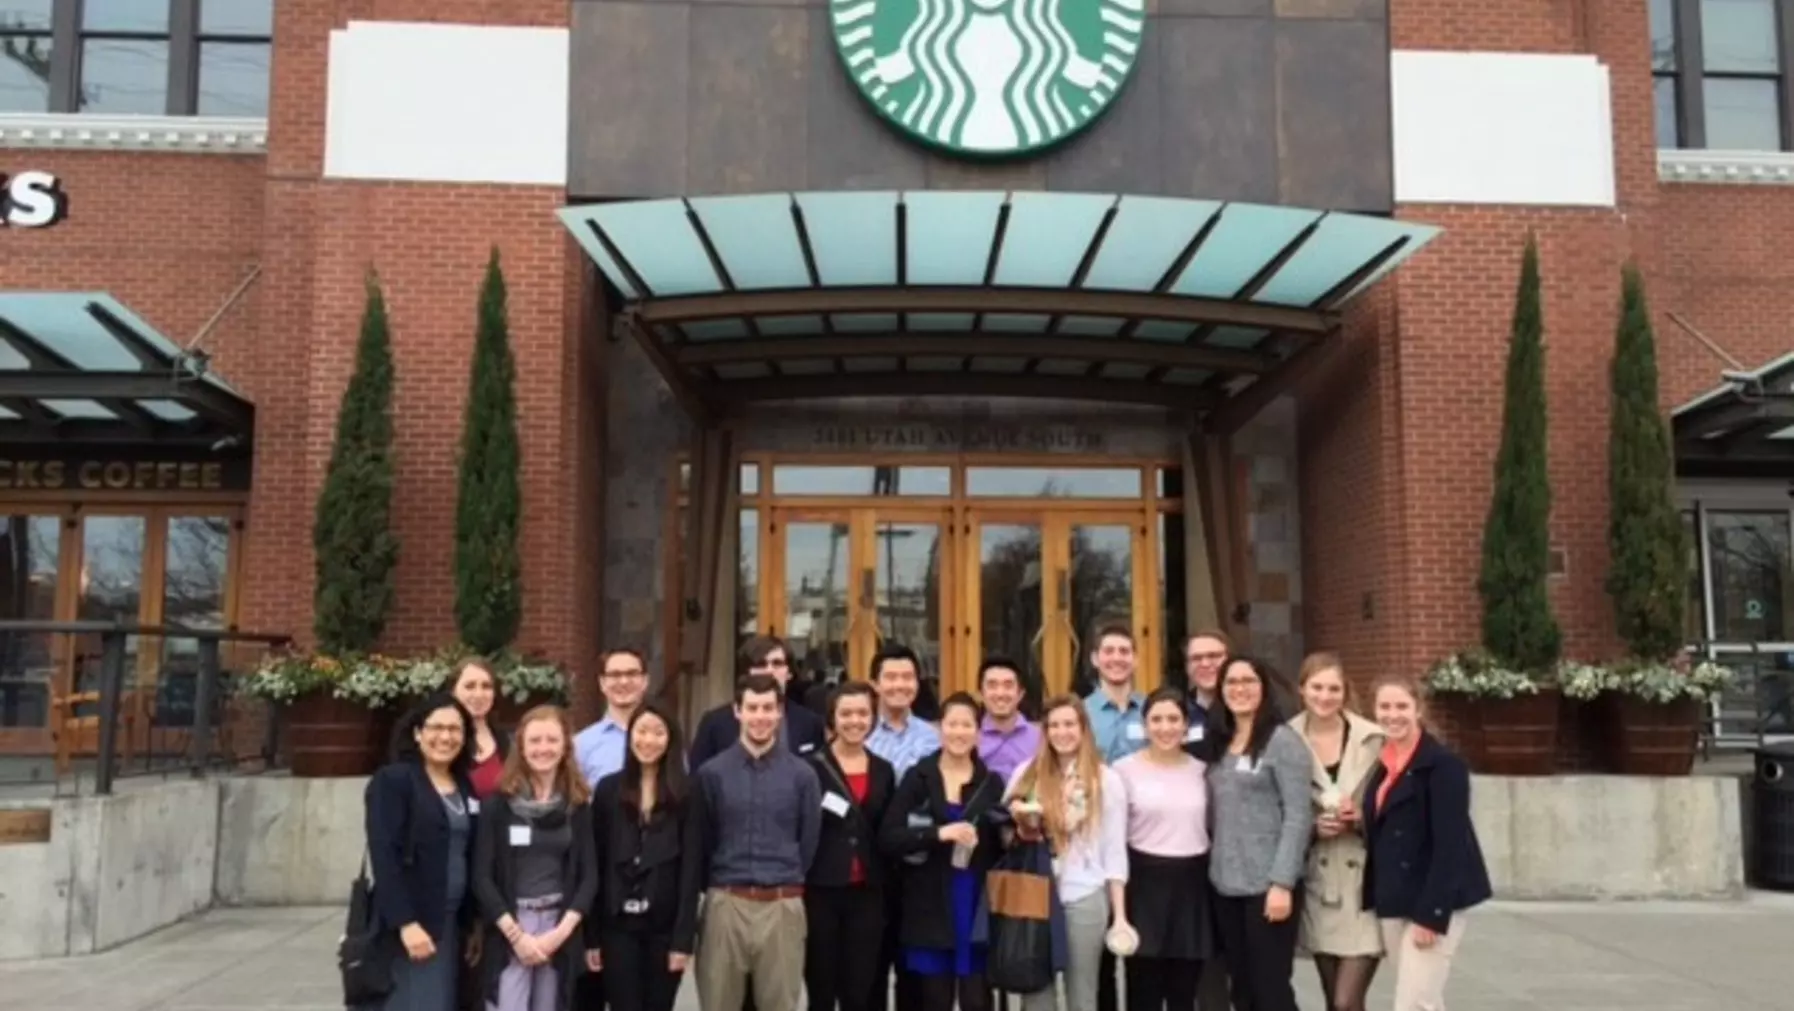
(1124, 849, 1215, 961)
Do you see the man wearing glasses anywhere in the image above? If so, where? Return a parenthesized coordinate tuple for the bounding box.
(571, 647, 651, 1011)
(689, 635, 827, 770)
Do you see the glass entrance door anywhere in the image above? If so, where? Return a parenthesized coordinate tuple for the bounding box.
(768, 508, 952, 690)
(965, 511, 1153, 702)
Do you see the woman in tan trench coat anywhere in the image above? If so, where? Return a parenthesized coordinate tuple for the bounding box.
(1286, 652, 1385, 1011)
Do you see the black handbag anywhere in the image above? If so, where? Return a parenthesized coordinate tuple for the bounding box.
(338, 852, 394, 1007)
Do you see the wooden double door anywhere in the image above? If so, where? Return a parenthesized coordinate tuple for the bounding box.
(0, 504, 242, 758)
(762, 505, 1158, 700)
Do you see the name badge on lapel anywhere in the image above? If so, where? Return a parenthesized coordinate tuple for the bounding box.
(467, 799, 480, 814)
(822, 792, 851, 817)
(1234, 755, 1257, 774)
(1185, 724, 1205, 743)
(797, 742, 817, 755)
(1125, 722, 1145, 741)
(509, 825, 532, 847)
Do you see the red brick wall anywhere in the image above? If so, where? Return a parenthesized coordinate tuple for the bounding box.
(1300, 1, 1794, 757)
(244, 0, 594, 673)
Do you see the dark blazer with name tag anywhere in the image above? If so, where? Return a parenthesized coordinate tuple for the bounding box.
(586, 771, 701, 954)
(1360, 731, 1492, 934)
(807, 747, 897, 889)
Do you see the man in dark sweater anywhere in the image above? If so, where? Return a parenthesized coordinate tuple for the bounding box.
(688, 635, 827, 770)
(687, 673, 822, 1011)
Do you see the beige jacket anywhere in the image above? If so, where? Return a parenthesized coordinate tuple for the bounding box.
(1287, 710, 1386, 957)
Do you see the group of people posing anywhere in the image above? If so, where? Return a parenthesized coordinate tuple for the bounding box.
(361, 626, 1492, 1011)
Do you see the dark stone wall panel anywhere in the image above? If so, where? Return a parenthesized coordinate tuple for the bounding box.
(569, 1, 1392, 210)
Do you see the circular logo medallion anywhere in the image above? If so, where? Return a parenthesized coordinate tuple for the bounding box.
(828, 0, 1146, 158)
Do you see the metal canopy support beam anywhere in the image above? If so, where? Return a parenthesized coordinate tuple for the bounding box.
(712, 372, 1221, 411)
(674, 332, 1278, 374)
(616, 312, 712, 426)
(1676, 396, 1794, 441)
(635, 286, 1336, 335)
(85, 300, 180, 371)
(1208, 330, 1344, 436)
(0, 370, 251, 427)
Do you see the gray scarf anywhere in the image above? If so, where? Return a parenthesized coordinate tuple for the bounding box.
(511, 791, 567, 821)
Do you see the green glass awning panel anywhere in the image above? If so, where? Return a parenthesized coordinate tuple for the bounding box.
(832, 313, 899, 332)
(1172, 205, 1321, 299)
(906, 193, 1007, 285)
(797, 192, 899, 286)
(556, 192, 1443, 414)
(560, 191, 1437, 309)
(1081, 197, 1222, 291)
(689, 195, 811, 291)
(1253, 213, 1418, 307)
(0, 291, 254, 445)
(1206, 326, 1271, 349)
(992, 192, 1115, 287)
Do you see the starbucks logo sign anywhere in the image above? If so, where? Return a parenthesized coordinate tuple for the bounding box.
(829, 0, 1145, 157)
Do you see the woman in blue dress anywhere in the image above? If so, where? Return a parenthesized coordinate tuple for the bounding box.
(364, 691, 480, 1011)
(879, 692, 1006, 1010)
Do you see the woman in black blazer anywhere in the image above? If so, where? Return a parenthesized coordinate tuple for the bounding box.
(1359, 675, 1492, 1011)
(364, 691, 480, 1011)
(807, 681, 897, 1011)
(586, 702, 699, 1011)
(879, 692, 1007, 1011)
(470, 705, 600, 1011)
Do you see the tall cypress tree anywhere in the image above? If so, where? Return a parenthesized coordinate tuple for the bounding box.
(1478, 234, 1562, 671)
(1606, 264, 1687, 659)
(313, 273, 399, 654)
(454, 248, 523, 653)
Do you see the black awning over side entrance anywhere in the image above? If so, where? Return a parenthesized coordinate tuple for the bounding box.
(0, 292, 253, 449)
(1674, 354, 1794, 478)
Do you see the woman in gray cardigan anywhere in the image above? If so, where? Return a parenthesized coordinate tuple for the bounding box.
(1205, 655, 1312, 1011)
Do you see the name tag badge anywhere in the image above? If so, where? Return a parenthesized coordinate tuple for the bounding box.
(1185, 724, 1205, 743)
(509, 825, 532, 847)
(906, 812, 934, 830)
(821, 792, 851, 817)
(1125, 722, 1146, 741)
(467, 799, 480, 814)
(1235, 755, 1256, 774)
(797, 741, 817, 754)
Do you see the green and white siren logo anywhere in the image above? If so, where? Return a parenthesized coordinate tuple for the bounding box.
(829, 0, 1146, 157)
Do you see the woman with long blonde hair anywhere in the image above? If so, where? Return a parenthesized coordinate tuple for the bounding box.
(469, 705, 599, 1011)
(1005, 694, 1130, 1011)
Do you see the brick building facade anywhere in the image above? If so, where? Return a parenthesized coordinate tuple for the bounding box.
(3, 0, 1790, 753)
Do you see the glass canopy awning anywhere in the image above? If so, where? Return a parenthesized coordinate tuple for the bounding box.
(0, 292, 253, 445)
(1673, 352, 1794, 477)
(557, 191, 1441, 425)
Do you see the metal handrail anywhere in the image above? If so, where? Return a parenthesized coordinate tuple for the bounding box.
(0, 619, 292, 793)
(1691, 640, 1794, 751)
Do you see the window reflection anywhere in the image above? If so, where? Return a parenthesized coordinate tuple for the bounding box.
(78, 37, 170, 114)
(73, 516, 145, 710)
(770, 465, 950, 497)
(966, 467, 1142, 498)
(738, 508, 759, 649)
(0, 516, 60, 730)
(155, 517, 229, 729)
(1706, 511, 1789, 642)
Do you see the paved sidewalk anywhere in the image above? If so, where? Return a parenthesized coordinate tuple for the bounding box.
(2, 895, 1789, 1010)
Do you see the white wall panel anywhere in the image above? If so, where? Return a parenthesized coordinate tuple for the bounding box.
(324, 21, 568, 186)
(1392, 50, 1615, 208)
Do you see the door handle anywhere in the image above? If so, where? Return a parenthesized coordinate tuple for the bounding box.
(1056, 568, 1071, 614)
(859, 568, 876, 610)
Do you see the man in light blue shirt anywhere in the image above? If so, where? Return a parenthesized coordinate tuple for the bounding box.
(865, 643, 941, 783)
(1083, 623, 1146, 764)
(574, 647, 649, 788)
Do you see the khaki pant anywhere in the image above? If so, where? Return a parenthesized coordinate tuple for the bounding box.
(696, 889, 806, 1011)
(1378, 917, 1468, 1011)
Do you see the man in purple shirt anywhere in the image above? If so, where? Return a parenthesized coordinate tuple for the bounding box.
(976, 656, 1040, 782)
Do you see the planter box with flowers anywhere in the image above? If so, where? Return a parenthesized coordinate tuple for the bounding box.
(1426, 651, 1563, 776)
(424, 644, 572, 728)
(1559, 657, 1734, 776)
(239, 651, 446, 778)
(238, 647, 570, 777)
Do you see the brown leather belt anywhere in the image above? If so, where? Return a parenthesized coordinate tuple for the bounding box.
(718, 884, 804, 902)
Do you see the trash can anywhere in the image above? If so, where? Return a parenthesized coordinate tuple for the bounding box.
(1754, 743, 1794, 891)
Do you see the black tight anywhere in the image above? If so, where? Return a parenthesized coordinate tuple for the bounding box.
(913, 972, 991, 1011)
(1312, 954, 1380, 1011)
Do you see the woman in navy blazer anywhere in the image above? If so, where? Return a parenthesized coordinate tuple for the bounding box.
(1358, 675, 1491, 1011)
(365, 691, 481, 1011)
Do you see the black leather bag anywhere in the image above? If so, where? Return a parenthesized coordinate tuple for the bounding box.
(338, 853, 394, 1008)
